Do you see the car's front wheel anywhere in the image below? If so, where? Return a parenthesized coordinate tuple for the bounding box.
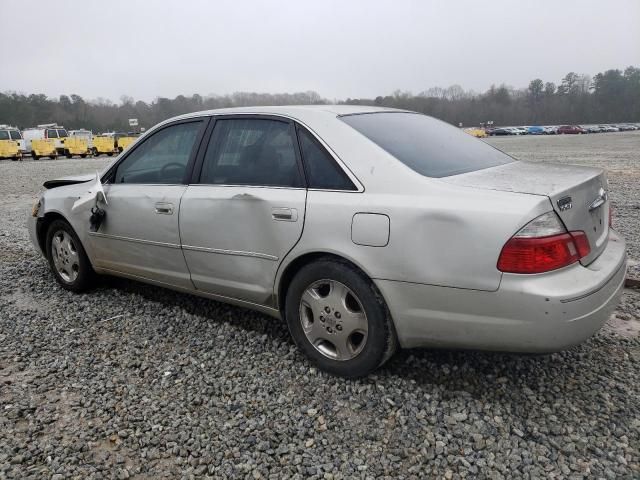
(285, 259, 397, 378)
(45, 220, 95, 292)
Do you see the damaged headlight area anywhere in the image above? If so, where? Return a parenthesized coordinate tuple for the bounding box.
(31, 197, 42, 217)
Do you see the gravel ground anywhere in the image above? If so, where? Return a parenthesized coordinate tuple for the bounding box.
(1, 135, 639, 479)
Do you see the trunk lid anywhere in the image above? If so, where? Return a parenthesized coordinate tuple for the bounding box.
(441, 161, 610, 265)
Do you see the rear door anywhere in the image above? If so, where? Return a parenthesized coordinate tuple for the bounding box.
(179, 116, 307, 305)
(91, 118, 208, 288)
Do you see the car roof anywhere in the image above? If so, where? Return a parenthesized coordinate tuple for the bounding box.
(169, 104, 409, 124)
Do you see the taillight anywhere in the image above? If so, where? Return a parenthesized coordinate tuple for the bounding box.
(497, 212, 591, 274)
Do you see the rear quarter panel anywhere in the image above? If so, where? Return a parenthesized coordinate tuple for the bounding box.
(279, 181, 551, 292)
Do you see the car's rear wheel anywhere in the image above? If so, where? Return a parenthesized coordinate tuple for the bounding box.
(46, 220, 95, 292)
(32, 152, 39, 160)
(285, 259, 397, 378)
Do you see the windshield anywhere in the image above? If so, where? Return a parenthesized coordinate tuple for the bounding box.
(47, 129, 58, 138)
(9, 130, 22, 140)
(341, 112, 513, 178)
(0, 130, 10, 140)
(57, 129, 68, 138)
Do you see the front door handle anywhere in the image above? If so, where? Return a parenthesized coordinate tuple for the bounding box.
(272, 207, 298, 222)
(155, 202, 174, 215)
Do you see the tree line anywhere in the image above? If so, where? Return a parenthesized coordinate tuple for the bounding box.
(0, 66, 638, 132)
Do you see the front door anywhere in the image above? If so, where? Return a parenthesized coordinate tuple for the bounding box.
(180, 117, 307, 305)
(90, 119, 206, 289)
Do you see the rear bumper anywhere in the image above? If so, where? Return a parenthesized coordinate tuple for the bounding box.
(376, 230, 627, 352)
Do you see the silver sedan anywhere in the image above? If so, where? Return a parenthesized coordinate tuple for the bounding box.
(28, 106, 627, 377)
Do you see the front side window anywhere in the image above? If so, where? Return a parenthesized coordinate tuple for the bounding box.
(114, 121, 202, 184)
(297, 126, 356, 190)
(57, 129, 68, 138)
(341, 112, 513, 178)
(9, 130, 22, 140)
(0, 131, 10, 140)
(46, 129, 58, 138)
(200, 118, 302, 187)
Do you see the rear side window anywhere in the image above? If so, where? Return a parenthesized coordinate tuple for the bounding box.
(341, 112, 513, 178)
(9, 130, 22, 140)
(296, 126, 356, 190)
(46, 129, 58, 138)
(0, 131, 9, 140)
(200, 118, 303, 187)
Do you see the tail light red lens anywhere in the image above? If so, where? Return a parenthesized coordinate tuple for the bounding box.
(497, 212, 591, 274)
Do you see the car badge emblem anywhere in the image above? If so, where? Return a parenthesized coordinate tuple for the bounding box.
(557, 196, 572, 211)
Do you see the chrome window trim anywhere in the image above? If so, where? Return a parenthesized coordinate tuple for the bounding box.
(186, 112, 365, 193)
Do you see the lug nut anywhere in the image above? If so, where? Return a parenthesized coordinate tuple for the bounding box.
(327, 327, 333, 333)
(325, 307, 331, 313)
(336, 324, 342, 331)
(319, 316, 325, 322)
(335, 312, 341, 319)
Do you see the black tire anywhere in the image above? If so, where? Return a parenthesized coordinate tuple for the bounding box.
(45, 219, 95, 292)
(285, 258, 397, 378)
(65, 150, 72, 158)
(107, 152, 114, 157)
(81, 154, 87, 158)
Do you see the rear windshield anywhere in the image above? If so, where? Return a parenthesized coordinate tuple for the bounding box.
(0, 131, 10, 140)
(340, 112, 514, 178)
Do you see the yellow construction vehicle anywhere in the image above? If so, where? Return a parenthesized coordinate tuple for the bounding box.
(31, 139, 58, 160)
(63, 137, 91, 158)
(93, 136, 119, 156)
(116, 135, 138, 152)
(0, 139, 22, 161)
(464, 127, 488, 138)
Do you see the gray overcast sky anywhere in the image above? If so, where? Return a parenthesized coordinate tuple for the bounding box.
(2, 0, 639, 102)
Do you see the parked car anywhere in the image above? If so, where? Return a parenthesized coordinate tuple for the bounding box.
(488, 127, 513, 136)
(23, 124, 70, 157)
(28, 106, 627, 377)
(615, 124, 636, 131)
(557, 125, 584, 134)
(582, 125, 603, 133)
(543, 126, 558, 134)
(527, 126, 545, 135)
(599, 125, 619, 132)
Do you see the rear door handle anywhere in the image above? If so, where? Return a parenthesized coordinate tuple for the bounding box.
(272, 207, 298, 222)
(155, 202, 174, 215)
